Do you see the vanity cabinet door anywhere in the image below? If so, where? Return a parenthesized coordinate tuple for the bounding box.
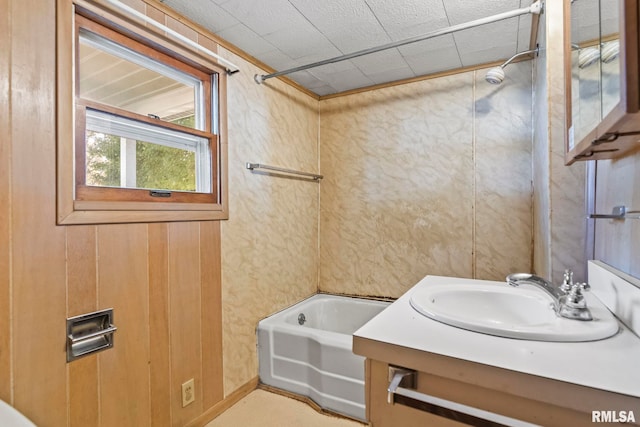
(565, 0, 640, 164)
(366, 359, 611, 427)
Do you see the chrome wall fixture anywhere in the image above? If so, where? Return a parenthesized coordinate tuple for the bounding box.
(485, 45, 539, 84)
(589, 205, 640, 220)
(254, 1, 542, 84)
(387, 366, 540, 426)
(246, 162, 323, 181)
(66, 308, 117, 362)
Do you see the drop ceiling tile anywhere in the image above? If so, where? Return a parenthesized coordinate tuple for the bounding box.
(317, 67, 374, 92)
(324, 23, 392, 54)
(365, 66, 416, 85)
(350, 49, 409, 74)
(257, 49, 297, 71)
(453, 18, 519, 57)
(443, 0, 521, 25)
(218, 0, 309, 37)
(307, 60, 361, 79)
(162, 0, 239, 33)
(397, 33, 457, 57)
(215, 24, 277, 57)
(262, 24, 338, 60)
(289, 0, 390, 53)
(290, 71, 333, 89)
(402, 46, 463, 76)
(365, 0, 450, 40)
(289, 0, 380, 35)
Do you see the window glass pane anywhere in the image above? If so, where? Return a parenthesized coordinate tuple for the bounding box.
(79, 30, 202, 130)
(135, 140, 196, 191)
(85, 109, 211, 193)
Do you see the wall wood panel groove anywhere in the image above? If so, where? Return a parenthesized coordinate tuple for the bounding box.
(11, 0, 68, 426)
(0, 0, 13, 406)
(2, 1, 225, 425)
(67, 226, 99, 427)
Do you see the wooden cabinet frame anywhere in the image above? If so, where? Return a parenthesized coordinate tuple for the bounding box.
(565, 0, 640, 164)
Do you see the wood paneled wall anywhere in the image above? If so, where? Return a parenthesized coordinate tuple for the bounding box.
(0, 0, 12, 407)
(1, 0, 224, 425)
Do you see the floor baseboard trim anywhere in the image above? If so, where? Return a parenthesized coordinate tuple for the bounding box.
(186, 377, 259, 427)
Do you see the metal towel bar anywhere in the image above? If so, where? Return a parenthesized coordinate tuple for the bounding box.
(589, 205, 640, 220)
(246, 163, 323, 180)
(390, 386, 540, 427)
(387, 367, 539, 427)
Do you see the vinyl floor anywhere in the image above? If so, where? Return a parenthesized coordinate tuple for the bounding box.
(205, 389, 366, 427)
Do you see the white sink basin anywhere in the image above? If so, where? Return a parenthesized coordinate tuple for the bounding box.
(409, 281, 619, 342)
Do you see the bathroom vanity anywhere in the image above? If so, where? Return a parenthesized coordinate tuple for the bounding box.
(353, 262, 640, 426)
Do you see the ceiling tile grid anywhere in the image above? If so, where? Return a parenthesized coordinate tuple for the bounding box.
(162, 0, 538, 95)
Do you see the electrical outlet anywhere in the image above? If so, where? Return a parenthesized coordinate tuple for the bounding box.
(182, 378, 195, 407)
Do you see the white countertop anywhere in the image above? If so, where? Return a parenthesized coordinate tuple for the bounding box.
(354, 274, 640, 398)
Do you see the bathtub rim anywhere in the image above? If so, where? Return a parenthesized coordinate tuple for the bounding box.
(257, 292, 393, 326)
(257, 293, 392, 349)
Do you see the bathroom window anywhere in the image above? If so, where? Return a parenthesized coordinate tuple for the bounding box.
(57, 10, 228, 224)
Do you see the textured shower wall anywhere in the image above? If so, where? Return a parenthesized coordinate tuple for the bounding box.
(594, 152, 640, 278)
(319, 63, 533, 298)
(220, 49, 320, 395)
(533, 1, 587, 284)
(533, 10, 552, 281)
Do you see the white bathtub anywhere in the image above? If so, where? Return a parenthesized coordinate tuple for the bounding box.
(257, 294, 390, 421)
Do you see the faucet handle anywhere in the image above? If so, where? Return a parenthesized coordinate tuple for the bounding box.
(571, 282, 590, 293)
(560, 269, 574, 292)
(559, 281, 593, 321)
(564, 282, 590, 307)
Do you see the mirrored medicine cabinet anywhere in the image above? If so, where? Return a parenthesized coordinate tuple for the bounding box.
(565, 0, 640, 164)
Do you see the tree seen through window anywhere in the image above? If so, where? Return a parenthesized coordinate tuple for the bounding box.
(86, 115, 197, 191)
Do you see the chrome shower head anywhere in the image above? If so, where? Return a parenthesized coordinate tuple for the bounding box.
(601, 40, 620, 64)
(485, 66, 505, 84)
(485, 45, 539, 85)
(578, 46, 600, 68)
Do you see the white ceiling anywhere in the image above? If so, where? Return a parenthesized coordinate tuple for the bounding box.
(162, 0, 538, 96)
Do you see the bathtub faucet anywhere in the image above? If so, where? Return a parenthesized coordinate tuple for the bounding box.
(297, 313, 306, 325)
(506, 270, 593, 321)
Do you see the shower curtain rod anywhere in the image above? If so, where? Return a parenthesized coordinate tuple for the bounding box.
(255, 1, 542, 84)
(101, 0, 241, 74)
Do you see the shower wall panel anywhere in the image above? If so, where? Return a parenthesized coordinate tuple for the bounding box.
(219, 49, 320, 395)
(319, 63, 533, 297)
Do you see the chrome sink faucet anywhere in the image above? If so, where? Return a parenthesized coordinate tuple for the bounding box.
(506, 270, 593, 321)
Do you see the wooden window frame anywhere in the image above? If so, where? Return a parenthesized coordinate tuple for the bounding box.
(57, 1, 229, 224)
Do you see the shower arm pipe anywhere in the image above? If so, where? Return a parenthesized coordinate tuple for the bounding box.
(498, 46, 539, 68)
(254, 1, 542, 84)
(100, 0, 241, 74)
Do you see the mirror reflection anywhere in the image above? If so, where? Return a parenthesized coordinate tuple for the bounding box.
(570, 0, 620, 145)
(600, 0, 620, 119)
